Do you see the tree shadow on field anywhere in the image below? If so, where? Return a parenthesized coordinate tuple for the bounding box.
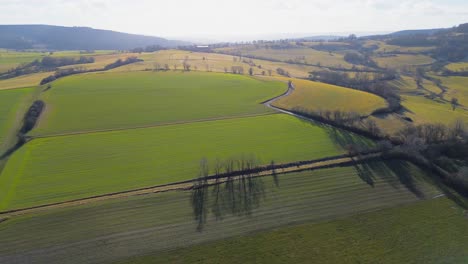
(191, 175, 277, 232)
(352, 160, 375, 187)
(296, 118, 374, 150)
(363, 160, 425, 199)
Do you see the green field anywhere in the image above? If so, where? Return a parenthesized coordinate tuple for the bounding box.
(0, 160, 444, 264)
(32, 71, 286, 135)
(127, 197, 468, 264)
(0, 88, 34, 152)
(0, 114, 373, 210)
(272, 78, 387, 115)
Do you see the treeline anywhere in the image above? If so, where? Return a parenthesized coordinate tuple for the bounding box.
(103, 57, 142, 70)
(20, 100, 45, 134)
(309, 70, 400, 113)
(389, 119, 468, 195)
(130, 45, 166, 53)
(344, 52, 378, 68)
(40, 57, 142, 85)
(0, 56, 95, 80)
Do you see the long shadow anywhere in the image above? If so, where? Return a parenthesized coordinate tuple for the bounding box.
(191, 175, 274, 232)
(360, 159, 424, 198)
(296, 117, 374, 150)
(384, 160, 425, 198)
(352, 160, 375, 187)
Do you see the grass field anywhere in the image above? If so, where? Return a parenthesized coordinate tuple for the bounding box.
(0, 71, 54, 90)
(125, 197, 468, 264)
(113, 50, 322, 79)
(445, 62, 468, 72)
(0, 50, 115, 73)
(0, 114, 373, 210)
(363, 40, 435, 53)
(436, 76, 468, 105)
(214, 46, 355, 69)
(0, 88, 34, 152)
(272, 78, 387, 115)
(401, 95, 468, 125)
(32, 71, 286, 135)
(374, 54, 434, 68)
(0, 160, 446, 264)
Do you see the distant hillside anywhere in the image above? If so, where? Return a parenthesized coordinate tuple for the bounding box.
(388, 28, 446, 36)
(301, 35, 344, 41)
(0, 25, 188, 50)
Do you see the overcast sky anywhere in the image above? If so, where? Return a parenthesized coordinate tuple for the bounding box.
(1, 0, 467, 41)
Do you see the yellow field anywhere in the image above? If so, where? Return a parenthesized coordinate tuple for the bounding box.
(374, 54, 434, 68)
(363, 40, 435, 53)
(0, 71, 54, 90)
(271, 77, 387, 115)
(445, 62, 468, 72)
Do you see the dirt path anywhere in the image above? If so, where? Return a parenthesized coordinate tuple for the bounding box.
(0, 152, 381, 218)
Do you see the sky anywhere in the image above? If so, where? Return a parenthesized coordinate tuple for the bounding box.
(1, 0, 467, 42)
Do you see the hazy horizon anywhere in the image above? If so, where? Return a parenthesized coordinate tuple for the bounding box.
(1, 0, 467, 42)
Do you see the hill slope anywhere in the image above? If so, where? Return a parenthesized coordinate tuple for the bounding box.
(0, 25, 187, 50)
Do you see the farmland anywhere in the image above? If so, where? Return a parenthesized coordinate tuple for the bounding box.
(214, 46, 355, 69)
(114, 50, 322, 78)
(373, 54, 434, 69)
(0, 160, 445, 263)
(32, 71, 286, 135)
(0, 20, 468, 264)
(125, 197, 468, 264)
(271, 77, 387, 115)
(0, 88, 34, 150)
(0, 114, 373, 210)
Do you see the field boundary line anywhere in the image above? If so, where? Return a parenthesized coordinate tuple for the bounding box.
(0, 152, 381, 218)
(29, 112, 279, 139)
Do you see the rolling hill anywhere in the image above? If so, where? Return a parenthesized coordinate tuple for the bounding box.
(0, 25, 187, 50)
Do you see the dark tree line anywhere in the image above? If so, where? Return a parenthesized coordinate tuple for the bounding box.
(1, 56, 95, 80)
(40, 57, 142, 85)
(20, 100, 45, 134)
(389, 119, 468, 196)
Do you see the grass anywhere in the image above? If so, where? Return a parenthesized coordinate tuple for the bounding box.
(214, 46, 355, 69)
(374, 54, 434, 68)
(32, 71, 286, 135)
(124, 197, 468, 264)
(0, 88, 34, 152)
(0, 50, 115, 73)
(445, 62, 468, 72)
(0, 114, 373, 210)
(0, 160, 446, 264)
(272, 77, 387, 115)
(112, 50, 322, 79)
(0, 71, 54, 90)
(364, 40, 435, 53)
(437, 76, 468, 106)
(401, 95, 468, 125)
